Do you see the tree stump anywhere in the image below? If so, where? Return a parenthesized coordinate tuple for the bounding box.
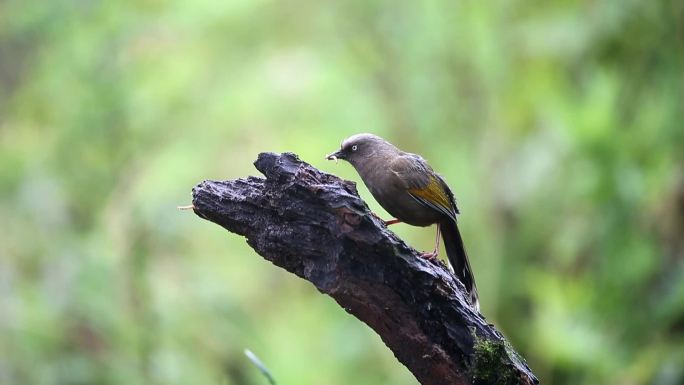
(189, 152, 538, 385)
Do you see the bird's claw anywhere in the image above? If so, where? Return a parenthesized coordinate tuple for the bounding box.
(420, 250, 439, 261)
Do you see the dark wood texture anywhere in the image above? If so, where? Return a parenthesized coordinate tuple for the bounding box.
(190, 152, 538, 385)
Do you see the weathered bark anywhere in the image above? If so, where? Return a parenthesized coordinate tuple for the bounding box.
(190, 152, 538, 385)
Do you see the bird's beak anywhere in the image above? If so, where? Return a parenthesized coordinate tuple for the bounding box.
(325, 150, 344, 163)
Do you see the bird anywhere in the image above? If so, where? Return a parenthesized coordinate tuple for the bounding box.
(326, 133, 479, 311)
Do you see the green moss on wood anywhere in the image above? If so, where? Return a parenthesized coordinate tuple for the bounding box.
(470, 335, 520, 385)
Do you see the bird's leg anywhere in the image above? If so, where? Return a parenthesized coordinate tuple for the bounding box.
(371, 212, 401, 226)
(420, 226, 441, 260)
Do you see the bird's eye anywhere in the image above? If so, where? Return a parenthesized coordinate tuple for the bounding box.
(351, 145, 358, 151)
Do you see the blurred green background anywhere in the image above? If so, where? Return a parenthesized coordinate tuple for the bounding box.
(1, 0, 683, 384)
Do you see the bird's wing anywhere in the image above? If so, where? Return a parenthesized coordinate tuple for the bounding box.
(389, 154, 459, 221)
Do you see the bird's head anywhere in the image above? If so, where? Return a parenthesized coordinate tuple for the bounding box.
(326, 133, 395, 168)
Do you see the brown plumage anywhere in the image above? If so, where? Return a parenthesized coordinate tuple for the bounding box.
(326, 133, 479, 310)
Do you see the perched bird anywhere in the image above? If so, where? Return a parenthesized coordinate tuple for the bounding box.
(326, 133, 479, 310)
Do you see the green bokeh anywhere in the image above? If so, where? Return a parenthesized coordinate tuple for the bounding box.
(1, 1, 682, 384)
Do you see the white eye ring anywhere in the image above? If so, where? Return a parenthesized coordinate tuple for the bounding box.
(351, 145, 358, 151)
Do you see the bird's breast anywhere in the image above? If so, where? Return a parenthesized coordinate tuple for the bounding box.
(360, 167, 443, 227)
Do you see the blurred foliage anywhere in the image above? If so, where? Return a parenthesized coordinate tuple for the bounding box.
(1, 0, 683, 384)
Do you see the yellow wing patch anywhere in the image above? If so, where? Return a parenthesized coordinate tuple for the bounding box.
(408, 176, 452, 212)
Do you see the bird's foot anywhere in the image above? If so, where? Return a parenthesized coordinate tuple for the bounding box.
(371, 212, 401, 226)
(419, 250, 439, 261)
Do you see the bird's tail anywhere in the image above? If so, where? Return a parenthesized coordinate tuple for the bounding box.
(440, 219, 479, 311)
